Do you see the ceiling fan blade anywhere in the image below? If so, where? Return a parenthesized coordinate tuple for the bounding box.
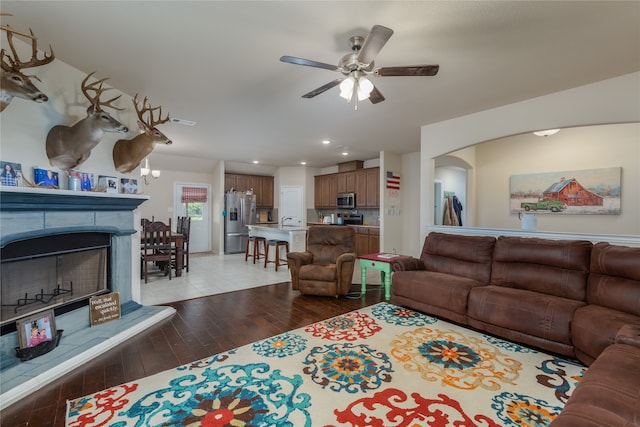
(357, 25, 394, 66)
(302, 78, 344, 98)
(280, 55, 339, 72)
(375, 65, 440, 77)
(368, 85, 385, 104)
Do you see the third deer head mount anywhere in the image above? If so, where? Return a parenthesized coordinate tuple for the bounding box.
(0, 19, 55, 112)
(45, 72, 129, 171)
(112, 94, 171, 174)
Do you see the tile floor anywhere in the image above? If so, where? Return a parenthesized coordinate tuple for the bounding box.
(141, 252, 383, 306)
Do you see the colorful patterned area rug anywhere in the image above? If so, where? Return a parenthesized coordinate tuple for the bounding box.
(66, 302, 586, 426)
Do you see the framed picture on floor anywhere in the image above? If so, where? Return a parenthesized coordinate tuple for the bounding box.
(16, 309, 57, 350)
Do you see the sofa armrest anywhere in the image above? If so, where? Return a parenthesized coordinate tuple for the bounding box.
(615, 324, 640, 348)
(287, 251, 314, 290)
(336, 252, 356, 295)
(336, 252, 356, 269)
(391, 256, 425, 272)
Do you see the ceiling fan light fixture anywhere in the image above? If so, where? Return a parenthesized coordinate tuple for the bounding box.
(357, 76, 374, 101)
(339, 77, 355, 101)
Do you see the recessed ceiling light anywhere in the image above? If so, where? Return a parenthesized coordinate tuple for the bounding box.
(300, 161, 307, 165)
(533, 129, 560, 137)
(341, 152, 349, 156)
(322, 140, 331, 145)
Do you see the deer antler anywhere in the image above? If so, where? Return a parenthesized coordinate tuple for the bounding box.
(133, 94, 170, 129)
(1, 25, 55, 74)
(0, 13, 34, 38)
(81, 72, 124, 111)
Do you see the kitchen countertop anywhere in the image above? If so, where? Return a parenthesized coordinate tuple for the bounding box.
(249, 224, 308, 231)
(307, 222, 380, 228)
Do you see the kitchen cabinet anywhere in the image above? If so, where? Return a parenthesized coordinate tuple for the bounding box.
(355, 167, 379, 208)
(225, 173, 274, 208)
(314, 174, 337, 209)
(352, 226, 380, 256)
(314, 167, 378, 209)
(336, 172, 355, 194)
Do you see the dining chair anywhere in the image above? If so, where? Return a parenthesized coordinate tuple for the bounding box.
(176, 216, 191, 272)
(141, 219, 173, 283)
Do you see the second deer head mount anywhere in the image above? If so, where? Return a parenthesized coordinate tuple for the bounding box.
(45, 72, 129, 172)
(0, 19, 55, 112)
(112, 94, 171, 174)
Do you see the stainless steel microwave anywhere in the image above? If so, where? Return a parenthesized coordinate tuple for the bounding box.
(337, 192, 355, 209)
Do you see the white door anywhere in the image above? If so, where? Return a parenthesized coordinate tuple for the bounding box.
(174, 182, 211, 253)
(280, 185, 304, 226)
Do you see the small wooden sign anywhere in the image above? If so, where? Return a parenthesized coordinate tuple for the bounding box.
(89, 292, 121, 326)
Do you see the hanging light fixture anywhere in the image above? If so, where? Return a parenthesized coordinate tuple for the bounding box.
(339, 71, 374, 110)
(140, 157, 160, 184)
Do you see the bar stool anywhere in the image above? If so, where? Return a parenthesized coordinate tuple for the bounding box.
(245, 236, 266, 264)
(264, 239, 289, 271)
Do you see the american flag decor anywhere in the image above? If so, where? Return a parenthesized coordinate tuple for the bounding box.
(386, 171, 401, 190)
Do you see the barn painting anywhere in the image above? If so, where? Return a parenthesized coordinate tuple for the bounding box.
(510, 167, 621, 215)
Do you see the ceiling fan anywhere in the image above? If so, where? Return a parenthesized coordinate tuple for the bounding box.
(280, 25, 439, 109)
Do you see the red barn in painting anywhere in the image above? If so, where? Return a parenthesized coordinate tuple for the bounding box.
(543, 177, 604, 206)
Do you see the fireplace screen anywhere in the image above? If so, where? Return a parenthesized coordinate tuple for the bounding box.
(1, 233, 110, 327)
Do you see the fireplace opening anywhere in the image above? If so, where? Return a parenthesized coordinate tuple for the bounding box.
(1, 232, 111, 334)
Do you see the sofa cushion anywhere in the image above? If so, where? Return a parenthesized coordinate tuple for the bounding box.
(468, 285, 585, 356)
(587, 242, 640, 315)
(420, 232, 495, 283)
(572, 304, 640, 365)
(490, 236, 592, 300)
(391, 270, 482, 324)
(549, 343, 640, 427)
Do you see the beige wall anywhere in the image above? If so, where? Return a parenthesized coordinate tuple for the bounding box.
(419, 72, 640, 252)
(473, 123, 639, 234)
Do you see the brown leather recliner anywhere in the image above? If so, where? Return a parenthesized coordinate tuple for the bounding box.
(287, 225, 356, 297)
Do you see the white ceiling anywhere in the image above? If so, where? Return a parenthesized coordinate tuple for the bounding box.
(3, 1, 639, 172)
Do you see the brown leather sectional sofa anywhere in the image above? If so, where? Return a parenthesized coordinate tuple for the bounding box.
(391, 232, 640, 427)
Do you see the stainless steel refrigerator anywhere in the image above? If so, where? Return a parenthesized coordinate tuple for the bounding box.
(224, 192, 256, 254)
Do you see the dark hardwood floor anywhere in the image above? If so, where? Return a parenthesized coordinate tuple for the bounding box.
(0, 282, 385, 427)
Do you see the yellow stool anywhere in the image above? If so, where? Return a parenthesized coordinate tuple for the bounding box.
(245, 236, 266, 264)
(264, 239, 289, 271)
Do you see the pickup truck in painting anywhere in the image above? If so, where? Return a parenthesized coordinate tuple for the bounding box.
(520, 199, 567, 212)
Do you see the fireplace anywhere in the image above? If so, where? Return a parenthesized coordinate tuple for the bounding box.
(1, 232, 111, 330)
(0, 186, 148, 335)
(0, 187, 179, 411)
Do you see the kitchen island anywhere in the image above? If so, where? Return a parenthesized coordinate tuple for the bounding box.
(248, 224, 308, 252)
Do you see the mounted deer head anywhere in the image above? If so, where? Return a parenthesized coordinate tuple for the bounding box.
(45, 72, 128, 171)
(1, 24, 55, 112)
(112, 94, 171, 173)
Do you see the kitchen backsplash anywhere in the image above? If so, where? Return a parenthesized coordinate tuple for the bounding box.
(307, 208, 380, 226)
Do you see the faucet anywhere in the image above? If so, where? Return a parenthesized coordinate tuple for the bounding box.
(281, 216, 292, 226)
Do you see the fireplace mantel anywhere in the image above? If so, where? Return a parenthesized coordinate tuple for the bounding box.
(0, 186, 149, 211)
